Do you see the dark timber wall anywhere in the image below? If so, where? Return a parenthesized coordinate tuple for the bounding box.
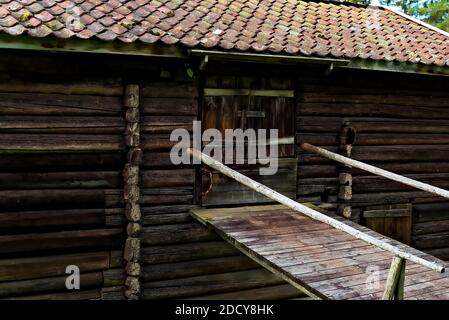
(0, 52, 306, 300)
(0, 76, 126, 299)
(1, 51, 449, 299)
(138, 78, 305, 300)
(297, 69, 449, 261)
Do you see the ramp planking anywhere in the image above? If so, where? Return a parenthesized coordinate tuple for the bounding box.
(190, 204, 449, 300)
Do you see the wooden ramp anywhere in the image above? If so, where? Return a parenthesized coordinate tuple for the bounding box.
(191, 204, 449, 300)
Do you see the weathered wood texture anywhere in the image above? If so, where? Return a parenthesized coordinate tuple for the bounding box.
(0, 78, 126, 299)
(297, 75, 449, 259)
(191, 205, 449, 300)
(138, 79, 305, 300)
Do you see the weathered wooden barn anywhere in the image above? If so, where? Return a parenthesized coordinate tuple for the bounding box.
(1, 0, 449, 300)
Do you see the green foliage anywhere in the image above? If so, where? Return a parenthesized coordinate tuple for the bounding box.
(348, 0, 449, 32)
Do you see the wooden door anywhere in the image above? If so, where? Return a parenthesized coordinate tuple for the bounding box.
(364, 204, 412, 244)
(200, 79, 296, 206)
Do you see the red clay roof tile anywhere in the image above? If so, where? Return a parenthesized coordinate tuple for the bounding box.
(0, 0, 447, 67)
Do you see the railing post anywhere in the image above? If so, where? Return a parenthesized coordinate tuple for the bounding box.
(382, 255, 406, 300)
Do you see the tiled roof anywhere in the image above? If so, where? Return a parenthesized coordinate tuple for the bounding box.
(0, 0, 448, 66)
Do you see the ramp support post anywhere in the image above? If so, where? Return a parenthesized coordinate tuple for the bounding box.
(383, 255, 406, 300)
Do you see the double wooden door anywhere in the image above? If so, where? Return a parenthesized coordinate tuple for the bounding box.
(200, 79, 297, 206)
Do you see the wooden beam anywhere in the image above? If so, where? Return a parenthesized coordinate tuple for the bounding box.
(382, 256, 406, 300)
(204, 88, 294, 97)
(396, 259, 406, 300)
(300, 143, 449, 200)
(187, 148, 446, 273)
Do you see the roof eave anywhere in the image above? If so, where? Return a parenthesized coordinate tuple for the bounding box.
(343, 58, 449, 77)
(1, 34, 448, 76)
(0, 34, 187, 59)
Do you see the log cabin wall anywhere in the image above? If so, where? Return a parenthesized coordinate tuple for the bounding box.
(0, 53, 307, 300)
(297, 68, 449, 261)
(2, 50, 449, 299)
(138, 76, 306, 300)
(0, 74, 127, 299)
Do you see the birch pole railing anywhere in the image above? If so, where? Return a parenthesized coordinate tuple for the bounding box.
(300, 143, 449, 199)
(187, 148, 446, 275)
(298, 142, 449, 299)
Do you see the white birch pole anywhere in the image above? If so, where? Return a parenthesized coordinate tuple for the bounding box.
(187, 147, 446, 273)
(300, 143, 449, 199)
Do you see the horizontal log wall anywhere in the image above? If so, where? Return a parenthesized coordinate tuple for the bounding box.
(138, 79, 305, 300)
(297, 71, 449, 260)
(0, 78, 127, 299)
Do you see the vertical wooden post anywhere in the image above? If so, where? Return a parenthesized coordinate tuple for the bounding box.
(382, 255, 406, 300)
(123, 84, 141, 300)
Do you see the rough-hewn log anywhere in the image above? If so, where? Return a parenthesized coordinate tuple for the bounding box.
(140, 223, 218, 246)
(127, 223, 141, 237)
(102, 286, 125, 300)
(141, 268, 284, 300)
(299, 102, 449, 119)
(297, 165, 338, 178)
(0, 134, 124, 152)
(0, 153, 125, 171)
(140, 134, 178, 151)
(350, 191, 437, 205)
(0, 172, 121, 190)
(140, 98, 197, 116)
(103, 269, 126, 287)
(297, 117, 449, 134)
(0, 116, 124, 133)
(353, 173, 449, 193)
(141, 115, 194, 133)
(0, 208, 109, 230)
(140, 82, 197, 99)
(0, 272, 103, 298)
(425, 247, 449, 261)
(0, 94, 122, 116)
(141, 256, 259, 282)
(351, 145, 449, 162)
(127, 148, 143, 165)
(298, 146, 340, 164)
(140, 188, 194, 206)
(0, 228, 123, 254)
(296, 133, 338, 146)
(413, 232, 449, 250)
(414, 203, 449, 222)
(140, 169, 195, 188)
(140, 242, 239, 265)
(0, 189, 111, 211)
(126, 203, 142, 223)
(301, 92, 449, 108)
(186, 284, 305, 300)
(110, 250, 124, 268)
(141, 212, 191, 226)
(5, 289, 101, 300)
(352, 162, 449, 176)
(124, 238, 140, 262)
(355, 133, 449, 146)
(413, 220, 449, 236)
(124, 123, 140, 147)
(0, 251, 110, 282)
(0, 80, 123, 96)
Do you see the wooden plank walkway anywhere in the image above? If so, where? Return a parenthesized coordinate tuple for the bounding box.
(190, 204, 449, 300)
